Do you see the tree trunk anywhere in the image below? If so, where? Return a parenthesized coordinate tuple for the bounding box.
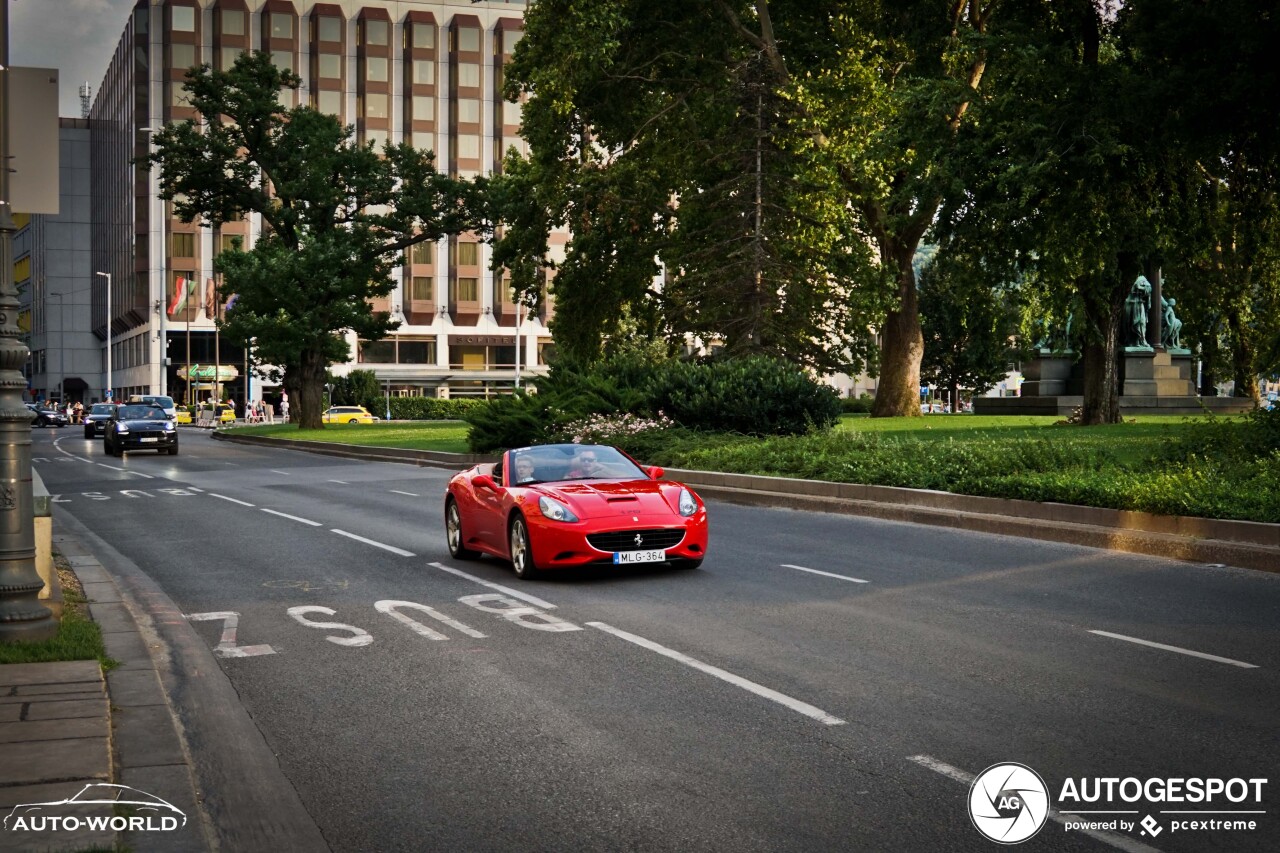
(1080, 273, 1128, 425)
(1226, 308, 1260, 399)
(295, 348, 328, 430)
(871, 255, 924, 417)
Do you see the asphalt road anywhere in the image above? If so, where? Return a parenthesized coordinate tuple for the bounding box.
(31, 426, 1280, 853)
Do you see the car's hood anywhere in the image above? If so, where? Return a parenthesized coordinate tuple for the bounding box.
(537, 479, 683, 519)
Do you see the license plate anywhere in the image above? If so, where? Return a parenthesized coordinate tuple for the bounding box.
(613, 549, 666, 564)
(140, 437, 158, 443)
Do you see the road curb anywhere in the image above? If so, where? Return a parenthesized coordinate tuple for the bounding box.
(212, 432, 1280, 573)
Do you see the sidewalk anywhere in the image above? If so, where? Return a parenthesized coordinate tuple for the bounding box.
(0, 531, 209, 852)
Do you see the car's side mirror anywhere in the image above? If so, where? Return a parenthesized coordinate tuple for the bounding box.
(647, 466, 665, 480)
(473, 474, 496, 491)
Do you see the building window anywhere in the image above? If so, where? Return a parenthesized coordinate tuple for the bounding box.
(365, 56, 389, 83)
(411, 96, 435, 122)
(358, 340, 395, 364)
(503, 100, 522, 126)
(316, 16, 341, 43)
(171, 6, 196, 32)
(170, 233, 195, 257)
(221, 9, 245, 36)
(412, 59, 435, 85)
(454, 242, 479, 266)
(411, 130, 434, 150)
(409, 276, 433, 301)
(457, 27, 480, 52)
(364, 128, 389, 148)
(271, 50, 294, 73)
(457, 62, 480, 88)
(318, 53, 342, 79)
(270, 13, 293, 39)
(171, 43, 196, 70)
(457, 99, 480, 124)
(317, 90, 342, 116)
(399, 338, 434, 364)
(365, 19, 389, 46)
(456, 135, 480, 159)
(361, 93, 389, 119)
(220, 47, 243, 71)
(409, 242, 433, 265)
(170, 83, 192, 107)
(538, 339, 557, 365)
(412, 22, 436, 47)
(454, 277, 479, 302)
(219, 234, 242, 255)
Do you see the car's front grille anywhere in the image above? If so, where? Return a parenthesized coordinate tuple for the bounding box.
(587, 528, 685, 552)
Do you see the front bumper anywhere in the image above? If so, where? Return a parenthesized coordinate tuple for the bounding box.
(526, 510, 709, 569)
(116, 431, 178, 451)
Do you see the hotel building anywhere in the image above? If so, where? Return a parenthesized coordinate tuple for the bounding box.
(87, 0, 554, 408)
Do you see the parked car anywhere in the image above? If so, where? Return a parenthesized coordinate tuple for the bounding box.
(83, 403, 118, 438)
(104, 404, 178, 456)
(322, 406, 377, 424)
(26, 403, 69, 428)
(445, 443, 709, 579)
(175, 408, 192, 425)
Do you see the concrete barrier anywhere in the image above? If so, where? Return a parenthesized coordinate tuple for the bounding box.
(31, 469, 63, 618)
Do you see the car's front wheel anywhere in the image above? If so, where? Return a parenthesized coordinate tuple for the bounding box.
(102, 439, 112, 456)
(445, 498, 480, 560)
(167, 445, 179, 456)
(509, 515, 540, 579)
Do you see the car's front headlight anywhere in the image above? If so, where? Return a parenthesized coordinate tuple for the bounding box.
(164, 421, 175, 431)
(116, 424, 129, 434)
(678, 488, 698, 517)
(538, 496, 579, 523)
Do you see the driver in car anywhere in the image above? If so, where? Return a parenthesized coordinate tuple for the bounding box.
(565, 450, 607, 479)
(513, 455, 539, 483)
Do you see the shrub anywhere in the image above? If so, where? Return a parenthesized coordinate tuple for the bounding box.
(841, 393, 874, 414)
(464, 392, 554, 451)
(646, 356, 842, 435)
(387, 396, 485, 421)
(554, 411, 677, 444)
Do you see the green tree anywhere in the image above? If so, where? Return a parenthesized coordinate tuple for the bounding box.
(918, 254, 1014, 410)
(147, 52, 478, 428)
(490, 1, 896, 379)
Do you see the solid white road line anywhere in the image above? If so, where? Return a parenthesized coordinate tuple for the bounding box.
(1088, 630, 1259, 669)
(270, 469, 289, 475)
(261, 508, 322, 527)
(331, 529, 414, 557)
(389, 490, 419, 497)
(329, 480, 349, 485)
(428, 562, 558, 610)
(587, 621, 847, 726)
(907, 755, 1162, 853)
(210, 493, 255, 507)
(780, 564, 870, 584)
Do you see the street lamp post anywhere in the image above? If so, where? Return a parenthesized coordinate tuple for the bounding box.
(0, 2, 56, 640)
(48, 291, 64, 405)
(95, 272, 111, 401)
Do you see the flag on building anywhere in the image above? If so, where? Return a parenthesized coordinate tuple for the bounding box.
(167, 276, 191, 317)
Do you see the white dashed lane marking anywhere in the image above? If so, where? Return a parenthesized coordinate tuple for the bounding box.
(1088, 630, 1259, 669)
(210, 493, 255, 507)
(331, 529, 414, 557)
(780, 564, 870, 584)
(261, 508, 322, 527)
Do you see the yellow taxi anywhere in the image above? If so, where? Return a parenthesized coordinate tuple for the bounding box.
(322, 405, 378, 424)
(175, 409, 192, 425)
(219, 406, 237, 423)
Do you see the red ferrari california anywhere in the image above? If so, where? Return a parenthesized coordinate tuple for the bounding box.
(444, 443, 709, 578)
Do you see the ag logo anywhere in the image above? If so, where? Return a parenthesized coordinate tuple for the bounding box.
(968, 762, 1050, 844)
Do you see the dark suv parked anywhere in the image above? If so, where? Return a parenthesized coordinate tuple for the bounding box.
(27, 404, 69, 428)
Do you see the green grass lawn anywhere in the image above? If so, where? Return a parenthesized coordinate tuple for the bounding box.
(230, 420, 471, 453)
(0, 558, 115, 668)
(224, 412, 1279, 523)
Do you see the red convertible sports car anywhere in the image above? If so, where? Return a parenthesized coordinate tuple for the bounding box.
(445, 443, 709, 578)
